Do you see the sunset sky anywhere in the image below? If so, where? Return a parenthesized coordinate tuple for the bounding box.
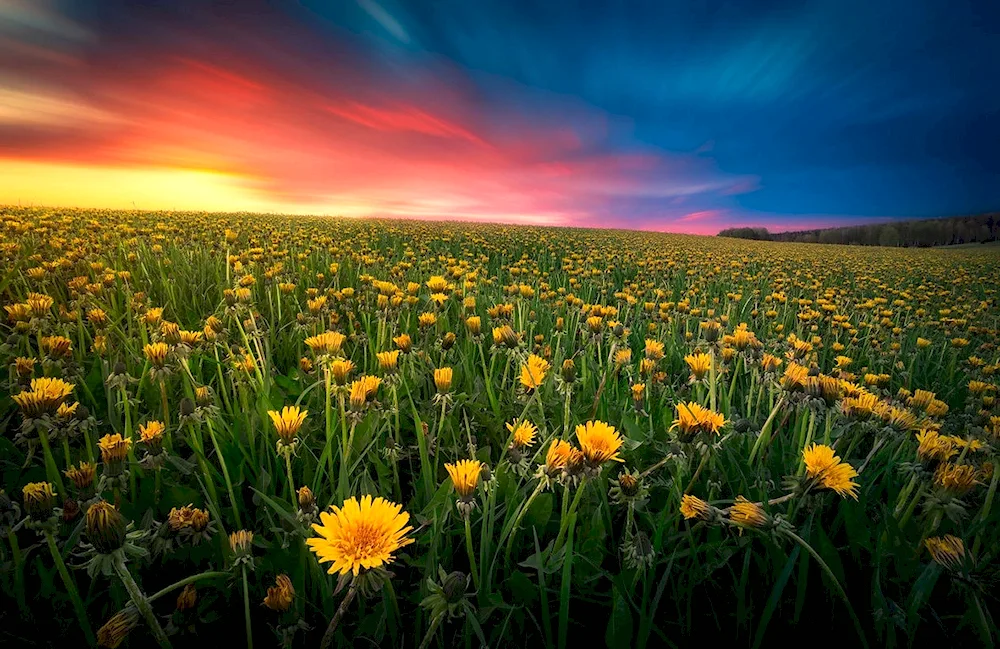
(1, 0, 997, 234)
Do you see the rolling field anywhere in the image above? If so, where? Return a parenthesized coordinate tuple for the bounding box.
(2, 206, 999, 648)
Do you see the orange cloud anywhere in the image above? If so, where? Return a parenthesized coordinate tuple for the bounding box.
(0, 13, 758, 231)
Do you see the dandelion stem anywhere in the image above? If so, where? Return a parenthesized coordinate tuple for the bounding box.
(417, 613, 445, 649)
(241, 565, 254, 649)
(320, 578, 359, 649)
(112, 555, 169, 649)
(45, 531, 95, 645)
(205, 418, 241, 528)
(464, 516, 480, 592)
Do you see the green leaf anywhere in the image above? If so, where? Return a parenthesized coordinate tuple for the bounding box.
(604, 585, 634, 649)
(524, 493, 554, 530)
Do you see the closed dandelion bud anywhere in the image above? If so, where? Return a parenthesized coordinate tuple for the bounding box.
(99, 433, 132, 465)
(229, 530, 254, 558)
(297, 486, 316, 513)
(144, 342, 169, 368)
(113, 361, 128, 376)
(442, 570, 469, 602)
(176, 584, 197, 611)
(330, 359, 354, 386)
(701, 320, 721, 343)
(619, 472, 639, 497)
(139, 420, 166, 454)
(394, 333, 412, 353)
(925, 535, 969, 570)
(195, 386, 211, 406)
(555, 317, 564, 332)
(263, 574, 295, 612)
(729, 496, 768, 529)
(434, 367, 453, 393)
(161, 321, 181, 345)
(466, 316, 481, 335)
(441, 331, 456, 351)
(22, 482, 56, 520)
(349, 380, 368, 410)
(86, 500, 127, 553)
(65, 462, 96, 493)
(179, 397, 195, 418)
(14, 357, 35, 378)
(97, 607, 138, 649)
(377, 350, 400, 373)
(299, 356, 314, 373)
(501, 325, 521, 348)
(561, 358, 576, 383)
(680, 494, 713, 521)
(624, 531, 655, 570)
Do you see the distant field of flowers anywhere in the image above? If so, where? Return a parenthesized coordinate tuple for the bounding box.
(1, 206, 998, 648)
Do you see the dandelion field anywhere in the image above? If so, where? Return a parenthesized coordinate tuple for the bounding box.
(2, 206, 999, 648)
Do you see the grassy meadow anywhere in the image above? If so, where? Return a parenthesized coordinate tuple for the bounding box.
(2, 206, 999, 648)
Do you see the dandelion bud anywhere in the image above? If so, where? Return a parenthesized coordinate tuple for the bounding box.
(97, 607, 138, 648)
(561, 358, 576, 383)
(86, 500, 127, 553)
(434, 367, 453, 394)
(330, 359, 354, 386)
(113, 361, 128, 376)
(65, 462, 96, 494)
(14, 357, 35, 378)
(729, 496, 768, 529)
(176, 584, 197, 611)
(700, 320, 721, 343)
(393, 333, 412, 353)
(441, 331, 456, 350)
(263, 574, 295, 612)
(377, 350, 400, 373)
(619, 472, 639, 497)
(229, 530, 254, 556)
(297, 486, 316, 512)
(22, 482, 56, 520)
(466, 316, 481, 336)
(179, 397, 195, 418)
(442, 571, 469, 602)
(195, 386, 211, 406)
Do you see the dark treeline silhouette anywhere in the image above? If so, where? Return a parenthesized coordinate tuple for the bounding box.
(718, 213, 999, 247)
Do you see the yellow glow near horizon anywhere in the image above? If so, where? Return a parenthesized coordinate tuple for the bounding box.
(0, 160, 291, 213)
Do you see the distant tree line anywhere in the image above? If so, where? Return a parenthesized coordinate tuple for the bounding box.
(717, 213, 999, 247)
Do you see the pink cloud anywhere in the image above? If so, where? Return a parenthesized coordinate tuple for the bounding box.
(0, 13, 760, 230)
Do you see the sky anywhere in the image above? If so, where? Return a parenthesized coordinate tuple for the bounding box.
(1, 0, 997, 234)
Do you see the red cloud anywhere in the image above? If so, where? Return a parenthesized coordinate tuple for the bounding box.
(0, 11, 759, 230)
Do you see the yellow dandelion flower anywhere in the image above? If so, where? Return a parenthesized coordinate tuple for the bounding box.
(507, 420, 538, 448)
(519, 354, 551, 390)
(684, 352, 711, 380)
(575, 420, 625, 465)
(445, 460, 482, 498)
(729, 496, 767, 528)
(306, 495, 414, 576)
(268, 406, 307, 443)
(98, 433, 132, 463)
(680, 494, 711, 521)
